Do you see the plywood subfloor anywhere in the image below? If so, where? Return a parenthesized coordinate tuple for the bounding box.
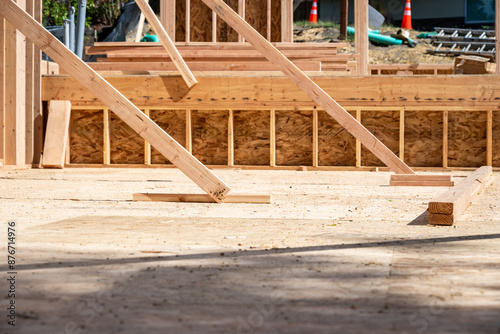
(2, 169, 499, 334)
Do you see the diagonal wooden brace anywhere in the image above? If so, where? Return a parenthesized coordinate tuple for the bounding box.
(0, 0, 230, 202)
(201, 0, 415, 175)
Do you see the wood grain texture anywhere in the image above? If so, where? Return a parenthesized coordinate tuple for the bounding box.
(428, 166, 493, 225)
(233, 110, 270, 165)
(404, 110, 443, 167)
(110, 112, 144, 164)
(276, 110, 313, 166)
(245, 0, 266, 38)
(318, 110, 356, 166)
(190, 0, 212, 41)
(69, 110, 103, 164)
(192, 110, 228, 165)
(133, 193, 271, 203)
(0, 18, 4, 162)
(448, 111, 487, 168)
(361, 111, 399, 167)
(42, 101, 71, 168)
(150, 110, 186, 164)
(493, 111, 500, 167)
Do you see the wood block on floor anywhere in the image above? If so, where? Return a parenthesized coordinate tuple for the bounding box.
(42, 101, 71, 168)
(427, 166, 493, 225)
(133, 193, 271, 203)
(390, 174, 454, 187)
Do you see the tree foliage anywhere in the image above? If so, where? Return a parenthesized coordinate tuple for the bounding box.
(42, 0, 124, 27)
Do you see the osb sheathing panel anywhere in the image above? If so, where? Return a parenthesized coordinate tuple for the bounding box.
(404, 110, 443, 167)
(276, 110, 312, 166)
(175, 0, 186, 42)
(271, 0, 282, 42)
(245, 0, 267, 38)
(69, 110, 103, 164)
(234, 110, 270, 165)
(192, 110, 228, 165)
(110, 113, 144, 164)
(448, 111, 486, 168)
(150, 110, 186, 164)
(189, 0, 212, 42)
(217, 0, 239, 42)
(494, 111, 500, 167)
(361, 111, 399, 167)
(318, 110, 356, 166)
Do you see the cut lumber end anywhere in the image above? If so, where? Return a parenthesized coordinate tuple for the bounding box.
(42, 101, 72, 169)
(133, 193, 272, 204)
(427, 166, 493, 226)
(390, 174, 454, 187)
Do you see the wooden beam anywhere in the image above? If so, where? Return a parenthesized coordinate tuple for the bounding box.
(135, 9, 146, 42)
(42, 101, 71, 168)
(186, 109, 192, 153)
(355, 109, 361, 167)
(0, 0, 230, 202)
(487, 110, 493, 166)
(212, 10, 217, 42)
(0, 17, 4, 162)
(312, 109, 318, 167)
(186, 0, 191, 42)
(399, 109, 404, 161)
(103, 108, 110, 165)
(270, 109, 276, 167)
(144, 109, 151, 165)
(390, 174, 454, 187)
(32, 0, 43, 167)
(428, 166, 493, 225)
(4, 0, 26, 166)
(354, 0, 368, 75)
(443, 110, 448, 168)
(497, 0, 500, 75)
(25, 0, 34, 165)
(201, 0, 414, 175)
(133, 193, 271, 203)
(228, 109, 234, 166)
(340, 0, 348, 40)
(281, 0, 293, 43)
(238, 0, 245, 43)
(161, 0, 176, 40)
(135, 0, 197, 89)
(266, 0, 271, 41)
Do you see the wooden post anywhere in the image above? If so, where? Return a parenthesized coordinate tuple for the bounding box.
(144, 109, 151, 165)
(399, 109, 405, 161)
(42, 100, 71, 168)
(443, 110, 448, 168)
(270, 109, 276, 167)
(497, 0, 500, 75)
(186, 109, 192, 153)
(238, 0, 245, 42)
(135, 12, 146, 42)
(161, 0, 176, 40)
(281, 0, 293, 43)
(0, 17, 4, 162)
(201, 0, 414, 174)
(487, 110, 493, 166)
(212, 10, 217, 42)
(32, 0, 42, 167)
(354, 0, 368, 76)
(186, 0, 191, 42)
(312, 109, 318, 167)
(103, 108, 110, 165)
(136, 0, 197, 89)
(355, 109, 361, 167)
(228, 109, 234, 166)
(0, 0, 230, 201)
(25, 0, 34, 165)
(4, 0, 26, 166)
(340, 0, 348, 40)
(266, 0, 272, 41)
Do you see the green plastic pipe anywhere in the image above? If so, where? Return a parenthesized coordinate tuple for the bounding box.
(347, 26, 403, 46)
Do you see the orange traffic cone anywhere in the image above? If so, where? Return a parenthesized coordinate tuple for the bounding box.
(401, 0, 412, 30)
(309, 0, 318, 24)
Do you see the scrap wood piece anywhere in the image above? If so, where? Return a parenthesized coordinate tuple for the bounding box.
(0, 0, 229, 202)
(390, 174, 454, 187)
(133, 193, 271, 203)
(201, 0, 414, 175)
(428, 166, 493, 226)
(42, 101, 71, 168)
(135, 0, 197, 89)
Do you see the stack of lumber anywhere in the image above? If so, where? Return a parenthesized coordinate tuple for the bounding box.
(85, 42, 354, 72)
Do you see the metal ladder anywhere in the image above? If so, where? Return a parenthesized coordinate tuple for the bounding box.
(427, 27, 496, 58)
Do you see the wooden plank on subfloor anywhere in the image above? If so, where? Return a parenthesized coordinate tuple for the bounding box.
(42, 101, 71, 168)
(428, 166, 493, 225)
(390, 180, 455, 187)
(0, 0, 230, 202)
(133, 193, 271, 203)
(135, 0, 197, 89)
(201, 0, 414, 175)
